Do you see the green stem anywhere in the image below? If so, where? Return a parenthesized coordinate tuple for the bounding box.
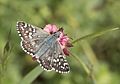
(70, 53, 96, 84)
(70, 53, 90, 75)
(72, 27, 119, 44)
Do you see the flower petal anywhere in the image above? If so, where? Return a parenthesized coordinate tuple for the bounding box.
(44, 24, 58, 34)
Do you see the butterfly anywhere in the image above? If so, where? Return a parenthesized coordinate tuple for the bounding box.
(16, 21, 70, 73)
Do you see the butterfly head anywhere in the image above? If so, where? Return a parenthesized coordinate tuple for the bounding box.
(53, 28, 63, 38)
(53, 31, 61, 38)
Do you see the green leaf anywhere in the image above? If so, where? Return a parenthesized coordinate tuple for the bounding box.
(19, 65, 43, 84)
(2, 28, 12, 64)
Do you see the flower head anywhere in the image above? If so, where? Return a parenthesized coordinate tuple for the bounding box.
(44, 24, 73, 56)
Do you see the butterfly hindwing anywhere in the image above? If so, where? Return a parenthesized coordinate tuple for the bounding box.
(37, 40, 70, 73)
(51, 41, 70, 73)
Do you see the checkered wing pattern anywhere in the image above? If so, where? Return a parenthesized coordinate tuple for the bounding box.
(16, 21, 49, 56)
(37, 41, 70, 73)
(52, 41, 70, 73)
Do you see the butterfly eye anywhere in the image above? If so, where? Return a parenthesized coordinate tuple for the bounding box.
(50, 32, 53, 34)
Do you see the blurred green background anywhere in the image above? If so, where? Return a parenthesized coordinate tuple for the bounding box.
(0, 0, 120, 84)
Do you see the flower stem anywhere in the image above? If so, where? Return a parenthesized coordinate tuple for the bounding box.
(72, 27, 119, 44)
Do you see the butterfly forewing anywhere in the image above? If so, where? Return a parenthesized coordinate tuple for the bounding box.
(16, 21, 49, 56)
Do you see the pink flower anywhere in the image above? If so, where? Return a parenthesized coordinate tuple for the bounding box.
(44, 24, 58, 34)
(44, 24, 73, 56)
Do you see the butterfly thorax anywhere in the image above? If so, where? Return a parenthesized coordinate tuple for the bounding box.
(35, 31, 61, 58)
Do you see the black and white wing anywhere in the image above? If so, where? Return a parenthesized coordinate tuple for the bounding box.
(37, 41, 70, 73)
(16, 21, 49, 56)
(51, 41, 70, 73)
